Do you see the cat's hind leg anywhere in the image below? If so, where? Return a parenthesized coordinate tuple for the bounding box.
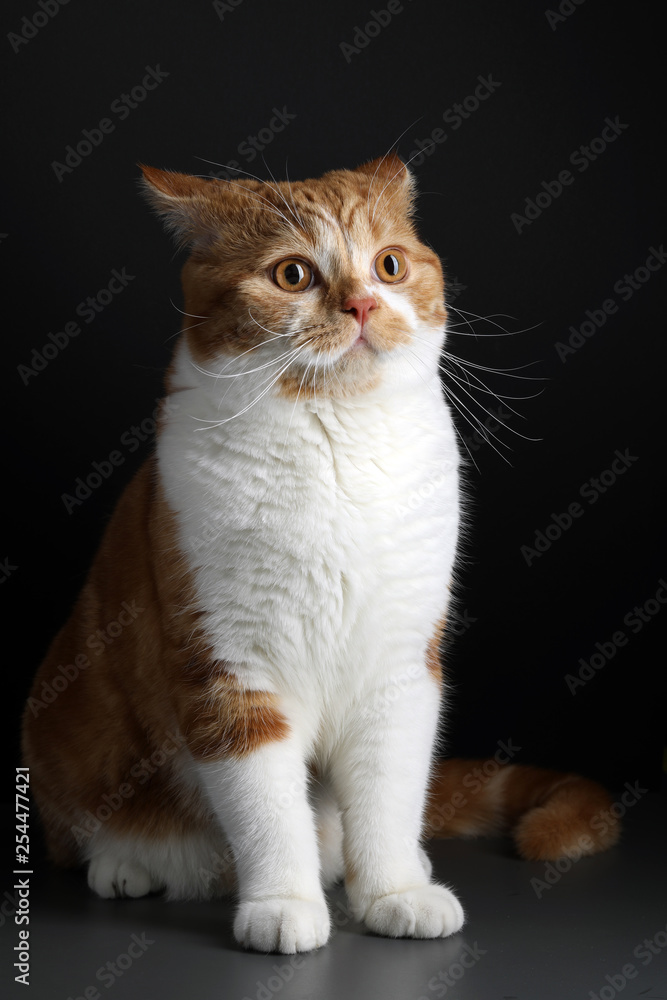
(87, 853, 159, 899)
(83, 825, 235, 901)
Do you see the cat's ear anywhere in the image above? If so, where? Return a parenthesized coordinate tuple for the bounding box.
(139, 165, 223, 248)
(355, 152, 416, 213)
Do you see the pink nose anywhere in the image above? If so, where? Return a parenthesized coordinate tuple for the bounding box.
(343, 295, 377, 328)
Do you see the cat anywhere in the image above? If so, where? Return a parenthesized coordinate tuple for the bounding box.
(22, 154, 619, 954)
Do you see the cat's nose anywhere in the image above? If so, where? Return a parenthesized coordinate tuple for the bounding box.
(343, 295, 377, 328)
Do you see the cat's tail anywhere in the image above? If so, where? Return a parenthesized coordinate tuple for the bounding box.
(425, 758, 621, 860)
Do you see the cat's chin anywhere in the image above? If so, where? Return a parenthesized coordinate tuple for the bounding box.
(278, 346, 383, 400)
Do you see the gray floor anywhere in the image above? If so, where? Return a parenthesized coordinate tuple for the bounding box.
(2, 794, 666, 1000)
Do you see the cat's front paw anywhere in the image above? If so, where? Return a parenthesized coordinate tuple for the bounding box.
(364, 884, 464, 939)
(234, 897, 330, 954)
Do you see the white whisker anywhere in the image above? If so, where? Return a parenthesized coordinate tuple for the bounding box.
(192, 341, 314, 429)
(194, 158, 302, 237)
(170, 299, 208, 320)
(439, 363, 541, 444)
(247, 311, 302, 339)
(402, 347, 480, 471)
(283, 159, 306, 230)
(328, 352, 347, 398)
(446, 305, 542, 339)
(442, 349, 546, 381)
(371, 144, 434, 226)
(312, 347, 323, 421)
(279, 358, 313, 462)
(263, 155, 304, 232)
(181, 318, 210, 334)
(365, 120, 422, 225)
(191, 342, 311, 381)
(443, 380, 513, 465)
(441, 356, 544, 408)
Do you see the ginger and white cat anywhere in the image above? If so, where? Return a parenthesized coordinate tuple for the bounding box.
(22, 155, 618, 954)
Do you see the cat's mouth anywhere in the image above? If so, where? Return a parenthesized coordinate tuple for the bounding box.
(301, 327, 378, 358)
(346, 324, 382, 355)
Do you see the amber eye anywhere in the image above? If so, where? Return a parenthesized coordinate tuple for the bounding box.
(272, 258, 313, 292)
(374, 248, 408, 283)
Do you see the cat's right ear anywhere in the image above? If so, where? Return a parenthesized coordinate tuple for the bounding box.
(354, 152, 417, 217)
(139, 166, 222, 248)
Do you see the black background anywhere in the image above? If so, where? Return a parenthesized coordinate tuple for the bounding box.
(2, 0, 665, 797)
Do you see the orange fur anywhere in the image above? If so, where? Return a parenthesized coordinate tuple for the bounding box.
(425, 759, 621, 860)
(21, 458, 284, 864)
(181, 662, 290, 761)
(425, 614, 447, 687)
(142, 155, 445, 399)
(22, 156, 619, 877)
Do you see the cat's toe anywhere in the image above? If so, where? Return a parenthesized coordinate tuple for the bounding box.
(234, 898, 330, 954)
(87, 855, 154, 899)
(116, 860, 154, 897)
(364, 884, 464, 939)
(88, 854, 120, 898)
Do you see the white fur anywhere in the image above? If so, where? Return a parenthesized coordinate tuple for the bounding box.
(84, 824, 234, 900)
(88, 302, 463, 950)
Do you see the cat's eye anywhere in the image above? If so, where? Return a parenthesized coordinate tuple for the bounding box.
(374, 248, 408, 283)
(272, 258, 314, 292)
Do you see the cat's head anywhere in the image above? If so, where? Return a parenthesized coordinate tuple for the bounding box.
(141, 155, 447, 400)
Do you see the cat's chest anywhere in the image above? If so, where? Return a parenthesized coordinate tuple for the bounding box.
(158, 386, 459, 675)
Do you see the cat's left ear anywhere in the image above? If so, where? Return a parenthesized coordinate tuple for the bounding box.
(354, 151, 416, 214)
(139, 165, 223, 248)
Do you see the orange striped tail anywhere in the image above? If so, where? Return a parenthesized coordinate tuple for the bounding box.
(425, 758, 621, 860)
